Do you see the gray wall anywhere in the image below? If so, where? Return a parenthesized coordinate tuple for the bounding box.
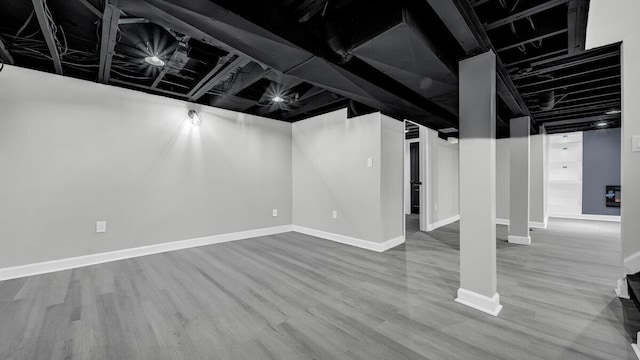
(292, 109, 403, 243)
(0, 66, 293, 268)
(582, 128, 621, 215)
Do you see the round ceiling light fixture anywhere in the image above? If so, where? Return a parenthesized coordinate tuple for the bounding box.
(272, 96, 285, 103)
(144, 55, 165, 67)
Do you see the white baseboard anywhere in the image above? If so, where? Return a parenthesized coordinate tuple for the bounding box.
(426, 215, 460, 232)
(454, 288, 503, 316)
(496, 218, 547, 229)
(291, 225, 404, 252)
(508, 235, 531, 245)
(624, 252, 640, 274)
(632, 341, 640, 360)
(549, 214, 621, 222)
(0, 225, 293, 281)
(616, 276, 630, 299)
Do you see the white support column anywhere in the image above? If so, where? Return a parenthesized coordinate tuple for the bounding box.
(456, 50, 502, 316)
(508, 116, 531, 245)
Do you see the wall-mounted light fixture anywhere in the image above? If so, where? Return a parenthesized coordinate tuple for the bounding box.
(188, 110, 202, 126)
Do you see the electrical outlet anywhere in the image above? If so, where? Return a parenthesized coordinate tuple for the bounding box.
(332, 210, 338, 219)
(272, 209, 278, 217)
(96, 221, 106, 233)
(367, 157, 373, 167)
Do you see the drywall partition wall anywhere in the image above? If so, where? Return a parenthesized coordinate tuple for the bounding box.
(380, 115, 405, 241)
(0, 65, 293, 269)
(582, 129, 621, 215)
(587, 0, 640, 273)
(292, 109, 404, 247)
(424, 128, 459, 229)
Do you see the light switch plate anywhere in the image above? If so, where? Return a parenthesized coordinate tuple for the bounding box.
(96, 221, 106, 233)
(272, 209, 278, 217)
(633, 136, 640, 152)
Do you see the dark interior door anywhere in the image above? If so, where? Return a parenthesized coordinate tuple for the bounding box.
(410, 142, 420, 214)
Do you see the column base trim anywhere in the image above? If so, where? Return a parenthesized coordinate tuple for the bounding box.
(616, 276, 630, 299)
(625, 251, 640, 274)
(508, 235, 531, 245)
(454, 288, 503, 316)
(632, 342, 640, 360)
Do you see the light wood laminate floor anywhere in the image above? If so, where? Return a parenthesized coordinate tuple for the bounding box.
(0, 217, 633, 359)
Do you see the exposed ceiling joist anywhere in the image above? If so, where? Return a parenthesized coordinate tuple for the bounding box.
(110, 78, 189, 98)
(541, 113, 619, 127)
(555, 91, 620, 105)
(221, 65, 270, 96)
(151, 49, 180, 88)
(516, 65, 620, 89)
(484, 0, 568, 31)
(445, 0, 532, 120)
(471, 0, 492, 7)
(98, 0, 120, 83)
(75, 0, 103, 19)
(505, 49, 567, 69)
(189, 56, 251, 101)
(0, 37, 14, 64)
(522, 75, 621, 96)
(285, 92, 346, 120)
(512, 51, 619, 80)
(533, 102, 618, 117)
(533, 98, 620, 113)
(496, 28, 568, 53)
(31, 0, 63, 74)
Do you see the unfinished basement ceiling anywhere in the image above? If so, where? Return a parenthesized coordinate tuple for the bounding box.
(0, 0, 618, 136)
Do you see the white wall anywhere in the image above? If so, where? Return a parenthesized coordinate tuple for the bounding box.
(547, 132, 583, 216)
(292, 109, 403, 243)
(0, 66, 293, 268)
(428, 130, 459, 226)
(587, 0, 640, 269)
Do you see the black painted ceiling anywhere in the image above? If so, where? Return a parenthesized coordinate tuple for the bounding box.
(0, 0, 618, 136)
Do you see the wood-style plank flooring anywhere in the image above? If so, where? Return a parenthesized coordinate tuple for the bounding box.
(0, 217, 634, 359)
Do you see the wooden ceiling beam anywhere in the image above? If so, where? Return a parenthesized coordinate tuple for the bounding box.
(31, 0, 63, 74)
(98, 0, 120, 83)
(188, 56, 251, 101)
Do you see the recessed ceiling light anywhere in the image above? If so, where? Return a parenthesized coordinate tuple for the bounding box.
(272, 96, 285, 103)
(144, 55, 165, 67)
(595, 121, 608, 127)
(605, 109, 622, 115)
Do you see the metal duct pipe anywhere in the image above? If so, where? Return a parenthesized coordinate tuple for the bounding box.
(538, 90, 555, 111)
